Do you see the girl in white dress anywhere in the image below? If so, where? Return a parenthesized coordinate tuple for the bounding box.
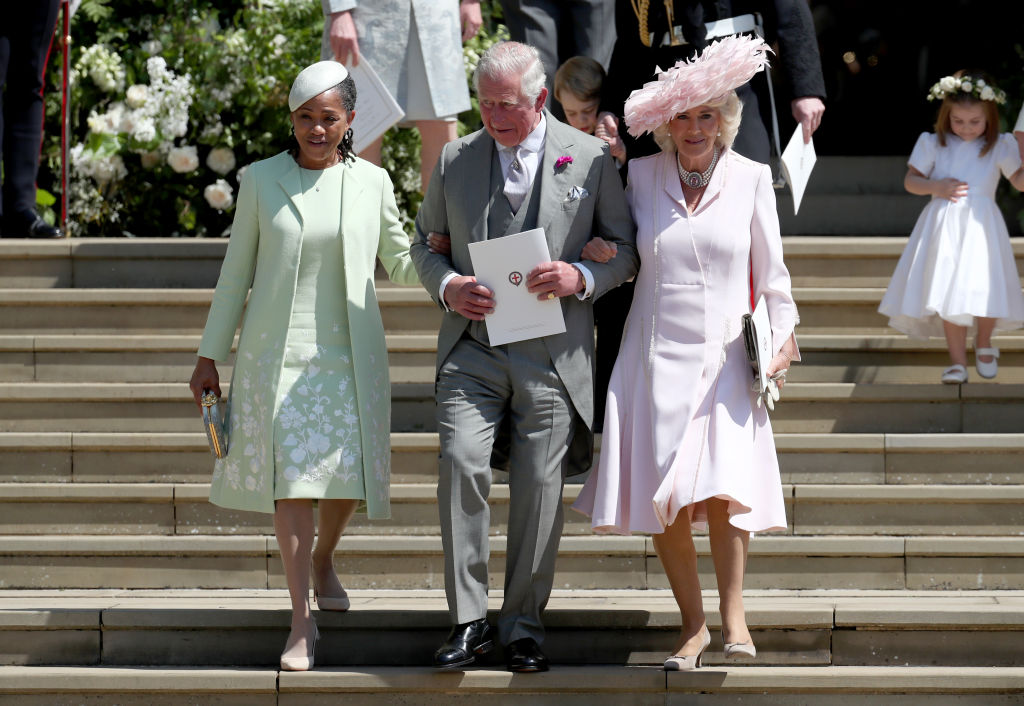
(878, 71, 1024, 383)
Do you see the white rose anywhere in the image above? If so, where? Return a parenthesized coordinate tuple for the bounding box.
(92, 155, 127, 184)
(976, 79, 986, 88)
(142, 40, 163, 56)
(960, 80, 972, 93)
(167, 145, 199, 173)
(939, 76, 958, 92)
(206, 147, 236, 175)
(126, 84, 148, 109)
(236, 165, 248, 184)
(139, 151, 162, 169)
(980, 86, 995, 101)
(204, 179, 235, 210)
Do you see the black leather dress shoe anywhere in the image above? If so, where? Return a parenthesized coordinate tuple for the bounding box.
(506, 638, 549, 672)
(5, 215, 63, 239)
(433, 618, 495, 669)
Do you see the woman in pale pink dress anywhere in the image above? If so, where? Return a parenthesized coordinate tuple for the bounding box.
(573, 36, 800, 670)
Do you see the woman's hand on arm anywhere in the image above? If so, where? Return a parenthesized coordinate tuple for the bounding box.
(427, 231, 452, 256)
(580, 236, 617, 263)
(329, 10, 360, 65)
(189, 357, 220, 409)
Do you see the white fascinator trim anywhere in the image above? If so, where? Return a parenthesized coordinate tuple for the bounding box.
(288, 60, 350, 113)
(623, 34, 771, 138)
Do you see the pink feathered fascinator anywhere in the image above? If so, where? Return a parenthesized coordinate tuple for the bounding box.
(623, 34, 771, 137)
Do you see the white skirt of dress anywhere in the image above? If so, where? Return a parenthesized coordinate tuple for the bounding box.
(879, 197, 1024, 339)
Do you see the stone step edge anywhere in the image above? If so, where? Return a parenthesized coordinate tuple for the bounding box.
(0, 333, 437, 352)
(4, 593, 1024, 630)
(2, 381, 1022, 402)
(2, 431, 1022, 454)
(5, 332, 1024, 353)
(1, 665, 1023, 694)
(0, 534, 1019, 556)
(2, 482, 1022, 503)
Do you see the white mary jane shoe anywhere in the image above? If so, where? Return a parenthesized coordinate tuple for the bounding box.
(975, 347, 999, 379)
(940, 364, 967, 384)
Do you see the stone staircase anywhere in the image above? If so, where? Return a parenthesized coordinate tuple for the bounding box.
(2, 237, 1024, 703)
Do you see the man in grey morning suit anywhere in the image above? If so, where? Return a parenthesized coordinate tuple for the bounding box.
(410, 41, 637, 672)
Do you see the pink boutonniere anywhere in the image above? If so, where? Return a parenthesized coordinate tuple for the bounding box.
(555, 155, 573, 171)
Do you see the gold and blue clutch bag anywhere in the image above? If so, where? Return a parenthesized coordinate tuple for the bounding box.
(200, 390, 228, 458)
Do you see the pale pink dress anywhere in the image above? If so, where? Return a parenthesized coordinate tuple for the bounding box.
(573, 150, 799, 534)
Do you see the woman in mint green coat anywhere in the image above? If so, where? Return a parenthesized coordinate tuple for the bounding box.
(189, 61, 419, 671)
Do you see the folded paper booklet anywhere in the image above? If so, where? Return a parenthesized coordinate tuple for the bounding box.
(468, 228, 566, 346)
(347, 58, 404, 156)
(780, 124, 817, 215)
(742, 295, 772, 395)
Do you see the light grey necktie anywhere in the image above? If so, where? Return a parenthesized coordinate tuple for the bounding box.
(503, 147, 529, 213)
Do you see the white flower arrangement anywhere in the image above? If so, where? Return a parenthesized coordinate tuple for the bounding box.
(204, 179, 235, 211)
(927, 75, 1006, 104)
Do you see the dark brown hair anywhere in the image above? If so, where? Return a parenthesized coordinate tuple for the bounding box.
(934, 70, 999, 156)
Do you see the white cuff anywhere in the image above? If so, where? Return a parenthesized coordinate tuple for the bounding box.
(572, 263, 595, 300)
(1015, 105, 1024, 134)
(439, 272, 460, 311)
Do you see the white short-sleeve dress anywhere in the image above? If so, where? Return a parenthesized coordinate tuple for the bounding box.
(878, 132, 1024, 338)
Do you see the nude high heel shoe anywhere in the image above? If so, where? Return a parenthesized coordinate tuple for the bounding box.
(664, 626, 711, 671)
(312, 572, 351, 612)
(280, 623, 319, 671)
(313, 585, 351, 612)
(723, 630, 757, 659)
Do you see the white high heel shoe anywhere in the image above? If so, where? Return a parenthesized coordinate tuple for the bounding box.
(280, 622, 319, 671)
(663, 626, 711, 671)
(723, 631, 757, 659)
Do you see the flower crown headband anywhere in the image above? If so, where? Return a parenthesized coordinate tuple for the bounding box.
(623, 34, 771, 137)
(927, 75, 1006, 105)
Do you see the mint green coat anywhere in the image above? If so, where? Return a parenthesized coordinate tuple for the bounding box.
(198, 152, 419, 518)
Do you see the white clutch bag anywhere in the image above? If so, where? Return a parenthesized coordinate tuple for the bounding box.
(741, 296, 781, 410)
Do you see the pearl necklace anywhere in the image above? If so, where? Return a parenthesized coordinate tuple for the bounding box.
(677, 147, 720, 189)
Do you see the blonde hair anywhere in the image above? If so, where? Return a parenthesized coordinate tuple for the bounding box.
(554, 56, 605, 104)
(652, 91, 742, 154)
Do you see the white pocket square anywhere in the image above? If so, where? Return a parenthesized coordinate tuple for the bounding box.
(565, 185, 590, 202)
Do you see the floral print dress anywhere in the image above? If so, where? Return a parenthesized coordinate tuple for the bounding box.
(272, 164, 364, 501)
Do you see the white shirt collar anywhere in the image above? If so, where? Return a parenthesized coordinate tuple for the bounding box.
(498, 113, 547, 155)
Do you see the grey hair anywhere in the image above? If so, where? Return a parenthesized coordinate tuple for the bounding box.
(473, 41, 547, 103)
(652, 91, 743, 154)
